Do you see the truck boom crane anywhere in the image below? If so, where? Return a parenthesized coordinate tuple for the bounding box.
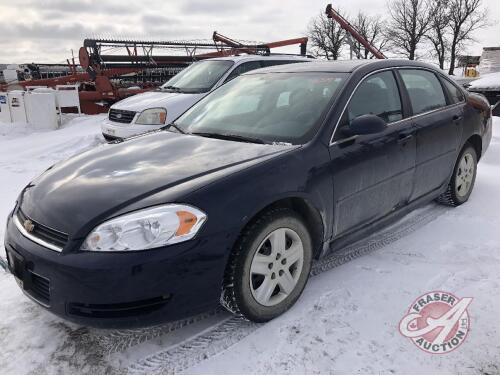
(325, 3, 386, 59)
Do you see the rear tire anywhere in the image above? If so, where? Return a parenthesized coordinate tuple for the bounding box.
(221, 208, 313, 322)
(437, 144, 477, 206)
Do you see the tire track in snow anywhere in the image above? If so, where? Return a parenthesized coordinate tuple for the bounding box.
(128, 317, 259, 375)
(126, 204, 447, 375)
(312, 204, 447, 275)
(20, 308, 229, 375)
(94, 308, 225, 355)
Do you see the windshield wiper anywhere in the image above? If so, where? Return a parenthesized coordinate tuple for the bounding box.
(185, 88, 209, 94)
(191, 132, 266, 144)
(161, 85, 182, 92)
(165, 123, 186, 134)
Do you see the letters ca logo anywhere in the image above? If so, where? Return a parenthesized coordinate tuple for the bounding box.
(399, 291, 472, 354)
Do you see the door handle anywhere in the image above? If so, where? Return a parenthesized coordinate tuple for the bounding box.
(397, 134, 413, 144)
(453, 115, 463, 123)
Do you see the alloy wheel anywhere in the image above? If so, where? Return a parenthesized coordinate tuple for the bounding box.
(455, 152, 475, 198)
(249, 227, 304, 307)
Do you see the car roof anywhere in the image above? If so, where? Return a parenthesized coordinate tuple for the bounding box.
(207, 55, 313, 63)
(242, 59, 442, 74)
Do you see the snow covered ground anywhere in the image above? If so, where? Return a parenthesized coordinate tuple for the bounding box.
(1, 115, 500, 375)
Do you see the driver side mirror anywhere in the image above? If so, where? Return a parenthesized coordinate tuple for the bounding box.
(349, 114, 387, 135)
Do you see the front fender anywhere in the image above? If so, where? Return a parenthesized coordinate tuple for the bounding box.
(184, 144, 334, 254)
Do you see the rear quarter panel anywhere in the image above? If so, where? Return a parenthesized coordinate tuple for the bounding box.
(463, 92, 492, 157)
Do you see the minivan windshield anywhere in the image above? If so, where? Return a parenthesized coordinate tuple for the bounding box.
(160, 60, 233, 93)
(174, 72, 347, 144)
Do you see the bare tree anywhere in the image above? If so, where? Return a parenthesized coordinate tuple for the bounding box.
(307, 11, 346, 60)
(386, 0, 432, 60)
(426, 0, 451, 69)
(351, 12, 388, 59)
(447, 0, 488, 75)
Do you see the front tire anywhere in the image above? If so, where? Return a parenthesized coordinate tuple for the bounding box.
(437, 144, 478, 206)
(221, 208, 313, 322)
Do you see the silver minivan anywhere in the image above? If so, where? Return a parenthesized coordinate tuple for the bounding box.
(101, 55, 312, 140)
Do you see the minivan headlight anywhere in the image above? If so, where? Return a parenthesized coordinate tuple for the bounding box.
(81, 204, 206, 252)
(135, 108, 167, 125)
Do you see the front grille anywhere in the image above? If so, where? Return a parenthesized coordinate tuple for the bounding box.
(68, 295, 170, 319)
(17, 209, 69, 250)
(109, 108, 136, 124)
(28, 272, 50, 305)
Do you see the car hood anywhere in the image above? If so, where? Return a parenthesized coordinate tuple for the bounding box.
(112, 91, 206, 120)
(20, 131, 294, 237)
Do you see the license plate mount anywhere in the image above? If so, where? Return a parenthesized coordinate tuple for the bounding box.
(6, 248, 26, 288)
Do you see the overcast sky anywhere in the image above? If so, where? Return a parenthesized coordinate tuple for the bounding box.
(0, 0, 498, 66)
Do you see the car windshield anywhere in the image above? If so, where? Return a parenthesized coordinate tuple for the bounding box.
(160, 60, 234, 93)
(174, 72, 347, 144)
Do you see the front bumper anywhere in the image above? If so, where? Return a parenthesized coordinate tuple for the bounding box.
(101, 119, 163, 140)
(4, 214, 234, 328)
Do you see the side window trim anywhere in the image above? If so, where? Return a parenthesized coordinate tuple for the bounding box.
(222, 62, 242, 84)
(330, 66, 467, 146)
(330, 68, 404, 145)
(212, 61, 237, 89)
(393, 69, 413, 119)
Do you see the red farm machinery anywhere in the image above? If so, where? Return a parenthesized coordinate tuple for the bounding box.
(0, 32, 308, 114)
(0, 2, 387, 115)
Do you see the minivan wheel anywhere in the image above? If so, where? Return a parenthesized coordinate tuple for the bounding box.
(221, 208, 313, 322)
(437, 144, 478, 206)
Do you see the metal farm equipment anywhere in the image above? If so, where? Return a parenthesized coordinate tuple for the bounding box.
(325, 3, 386, 60)
(0, 32, 308, 114)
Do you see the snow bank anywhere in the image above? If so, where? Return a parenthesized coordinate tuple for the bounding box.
(0, 114, 105, 248)
(468, 72, 500, 91)
(0, 121, 32, 138)
(0, 114, 99, 138)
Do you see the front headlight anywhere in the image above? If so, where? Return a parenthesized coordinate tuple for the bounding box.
(135, 108, 167, 125)
(81, 204, 206, 252)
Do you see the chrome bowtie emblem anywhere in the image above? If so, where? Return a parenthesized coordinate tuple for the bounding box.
(23, 219, 35, 233)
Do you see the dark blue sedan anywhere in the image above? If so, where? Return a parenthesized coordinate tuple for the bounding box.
(4, 59, 492, 327)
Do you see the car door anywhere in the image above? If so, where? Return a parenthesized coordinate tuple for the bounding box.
(397, 69, 463, 200)
(329, 70, 416, 237)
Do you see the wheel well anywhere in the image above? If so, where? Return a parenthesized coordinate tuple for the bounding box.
(466, 134, 482, 160)
(246, 197, 325, 259)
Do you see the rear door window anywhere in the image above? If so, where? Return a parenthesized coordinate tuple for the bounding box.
(399, 69, 447, 115)
(441, 78, 465, 104)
